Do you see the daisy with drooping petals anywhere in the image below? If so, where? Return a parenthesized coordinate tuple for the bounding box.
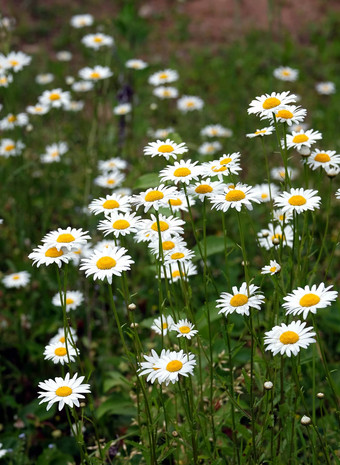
(261, 260, 281, 275)
(29, 244, 72, 268)
(253, 183, 280, 203)
(39, 88, 71, 109)
(257, 223, 294, 250)
(151, 315, 175, 335)
(126, 59, 148, 70)
(210, 183, 261, 212)
(49, 327, 78, 346)
(148, 69, 178, 86)
(273, 66, 299, 82)
(246, 126, 275, 138)
(200, 124, 232, 138)
(42, 227, 91, 252)
(159, 159, 199, 185)
(80, 247, 134, 284)
(144, 139, 188, 161)
(269, 105, 307, 126)
(173, 319, 198, 339)
(138, 349, 165, 384)
(81, 33, 114, 50)
(306, 149, 340, 171)
(168, 191, 195, 212)
(38, 372, 91, 411)
(113, 103, 132, 115)
(315, 82, 335, 95)
(70, 14, 94, 28)
(198, 141, 222, 156)
(274, 188, 321, 214)
(94, 172, 125, 189)
(97, 212, 142, 238)
(2, 271, 30, 288)
(188, 178, 224, 201)
(271, 166, 299, 182)
(153, 86, 178, 99)
(264, 320, 316, 357)
(154, 350, 196, 386)
(159, 261, 198, 282)
(26, 103, 49, 115)
(286, 129, 322, 150)
(52, 290, 84, 312)
(0, 138, 25, 158)
(44, 342, 78, 365)
(177, 95, 204, 112)
(79, 65, 113, 81)
(248, 91, 297, 118)
(217, 283, 265, 317)
(132, 184, 177, 212)
(98, 158, 128, 172)
(282, 284, 338, 319)
(89, 194, 131, 216)
(135, 214, 185, 243)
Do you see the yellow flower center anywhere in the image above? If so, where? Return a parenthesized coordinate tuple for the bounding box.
(279, 214, 284, 221)
(51, 151, 59, 158)
(172, 270, 180, 278)
(158, 144, 174, 153)
(159, 73, 168, 79)
(276, 109, 294, 119)
(10, 60, 19, 66)
(230, 293, 248, 307)
(151, 221, 169, 232)
(166, 360, 183, 372)
(0, 77, 8, 84)
(145, 190, 164, 202)
(90, 72, 101, 79)
(171, 252, 185, 260)
(179, 325, 190, 334)
(59, 336, 65, 343)
(279, 331, 299, 344)
(169, 198, 182, 206)
(288, 195, 306, 206)
(173, 167, 191, 177)
(271, 233, 283, 242)
(66, 298, 74, 305)
(12, 275, 20, 280)
(8, 115, 17, 122)
(45, 247, 64, 258)
(314, 153, 330, 163)
(292, 134, 309, 143)
(112, 220, 130, 230)
(261, 193, 268, 199)
(212, 165, 227, 172)
(54, 347, 67, 357)
(49, 93, 61, 101)
(103, 199, 119, 209)
(162, 322, 168, 329)
(107, 179, 115, 185)
(195, 184, 213, 194)
(262, 97, 281, 110)
(162, 241, 175, 250)
(57, 233, 75, 243)
(93, 36, 103, 43)
(186, 101, 194, 107)
(56, 386, 73, 397)
(5, 144, 15, 151)
(35, 106, 43, 112)
(299, 293, 320, 307)
(282, 70, 291, 76)
(220, 157, 232, 165)
(269, 266, 277, 273)
(255, 130, 267, 134)
(225, 190, 246, 202)
(163, 90, 171, 97)
(96, 256, 116, 269)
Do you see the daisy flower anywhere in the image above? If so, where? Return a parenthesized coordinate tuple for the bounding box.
(274, 188, 321, 214)
(36, 73, 54, 85)
(98, 158, 128, 172)
(217, 283, 265, 317)
(246, 126, 275, 138)
(264, 320, 316, 357)
(0, 138, 25, 157)
(306, 149, 340, 171)
(132, 184, 177, 212)
(52, 290, 84, 312)
(38, 372, 91, 411)
(69, 243, 93, 266)
(70, 14, 94, 28)
(151, 315, 175, 335)
(159, 159, 199, 185)
(153, 86, 178, 99)
(49, 327, 78, 345)
(282, 283, 338, 319)
(39, 88, 71, 109)
(257, 223, 294, 250)
(93, 240, 118, 252)
(56, 51, 72, 61)
(94, 172, 125, 189)
(79, 65, 113, 81)
(72, 81, 94, 92)
(325, 165, 340, 178)
(148, 69, 178, 86)
(269, 105, 307, 126)
(144, 139, 188, 161)
(164, 246, 195, 265)
(154, 350, 196, 385)
(42, 227, 91, 252)
(173, 319, 198, 339)
(2, 271, 30, 288)
(148, 236, 187, 259)
(0, 112, 28, 130)
(177, 95, 204, 112)
(26, 103, 49, 115)
(44, 342, 78, 365)
(29, 244, 72, 268)
(126, 59, 148, 70)
(65, 100, 84, 112)
(40, 142, 68, 163)
(135, 214, 185, 243)
(273, 66, 299, 81)
(198, 141, 222, 156)
(273, 209, 293, 224)
(97, 212, 142, 238)
(336, 189, 340, 200)
(113, 103, 132, 115)
(80, 246, 134, 284)
(261, 260, 281, 275)
(315, 82, 336, 95)
(248, 91, 297, 118)
(188, 178, 224, 201)
(159, 261, 198, 282)
(271, 166, 298, 182)
(138, 349, 165, 383)
(202, 152, 242, 179)
(167, 191, 195, 212)
(210, 183, 260, 212)
(81, 33, 114, 49)
(0, 73, 13, 87)
(286, 129, 322, 150)
(89, 194, 131, 216)
(151, 127, 174, 139)
(4, 51, 31, 72)
(0, 443, 9, 458)
(253, 183, 280, 203)
(200, 124, 232, 138)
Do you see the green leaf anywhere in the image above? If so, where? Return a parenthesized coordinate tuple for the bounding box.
(96, 394, 136, 419)
(103, 371, 130, 392)
(192, 235, 234, 261)
(134, 173, 160, 189)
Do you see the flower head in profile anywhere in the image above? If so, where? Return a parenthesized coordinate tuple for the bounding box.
(36, 73, 54, 85)
(286, 129, 322, 150)
(217, 283, 265, 317)
(151, 315, 175, 335)
(202, 152, 242, 179)
(198, 141, 222, 156)
(153, 86, 178, 99)
(38, 373, 90, 411)
(148, 69, 178, 86)
(49, 327, 77, 346)
(138, 349, 165, 384)
(246, 126, 274, 138)
(0, 112, 28, 130)
(167, 190, 195, 212)
(144, 139, 188, 161)
(29, 244, 72, 268)
(159, 261, 197, 282)
(248, 91, 297, 118)
(307, 149, 340, 171)
(271, 166, 298, 182)
(81, 33, 114, 49)
(126, 59, 148, 70)
(315, 82, 335, 95)
(269, 105, 306, 126)
(94, 172, 125, 189)
(200, 124, 232, 138)
(2, 271, 30, 288)
(274, 188, 321, 214)
(273, 67, 299, 82)
(79, 65, 113, 81)
(261, 260, 281, 276)
(210, 183, 260, 212)
(72, 81, 94, 92)
(264, 320, 316, 357)
(113, 103, 132, 115)
(26, 103, 49, 115)
(70, 14, 94, 28)
(253, 183, 280, 203)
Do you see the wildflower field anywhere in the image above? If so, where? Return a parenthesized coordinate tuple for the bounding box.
(1, 1, 340, 463)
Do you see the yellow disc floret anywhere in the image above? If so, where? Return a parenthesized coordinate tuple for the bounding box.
(96, 256, 116, 269)
(230, 294, 248, 307)
(56, 386, 72, 397)
(279, 331, 299, 344)
(166, 360, 183, 372)
(262, 97, 281, 110)
(225, 190, 246, 202)
(299, 293, 320, 307)
(288, 195, 306, 206)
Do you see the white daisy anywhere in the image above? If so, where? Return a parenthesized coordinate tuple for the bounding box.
(282, 284, 338, 319)
(177, 95, 204, 112)
(89, 194, 131, 216)
(40, 142, 68, 163)
(315, 82, 336, 95)
(257, 223, 294, 250)
(98, 158, 128, 172)
(81, 33, 114, 50)
(200, 124, 232, 138)
(79, 65, 113, 81)
(274, 188, 321, 214)
(306, 149, 340, 171)
(286, 129, 322, 150)
(70, 14, 94, 28)
(217, 283, 265, 317)
(132, 184, 177, 212)
(138, 349, 165, 384)
(264, 320, 316, 357)
(202, 152, 242, 179)
(38, 372, 91, 411)
(159, 159, 199, 185)
(188, 178, 224, 201)
(210, 183, 260, 212)
(113, 103, 132, 115)
(3, 51, 31, 72)
(80, 246, 134, 283)
(273, 209, 293, 224)
(0, 112, 28, 130)
(26, 103, 49, 115)
(261, 260, 281, 275)
(173, 319, 198, 339)
(159, 261, 197, 282)
(28, 244, 72, 268)
(64, 100, 84, 112)
(271, 166, 298, 182)
(93, 240, 118, 252)
(49, 327, 78, 345)
(0, 443, 9, 458)
(143, 138, 188, 161)
(35, 73, 54, 85)
(52, 290, 84, 312)
(151, 127, 174, 139)
(135, 214, 185, 243)
(167, 191, 195, 212)
(94, 172, 125, 189)
(148, 69, 178, 86)
(269, 105, 306, 126)
(153, 86, 178, 99)
(125, 59, 148, 70)
(2, 271, 30, 288)
(154, 350, 196, 385)
(253, 183, 280, 203)
(198, 141, 222, 156)
(148, 236, 187, 259)
(248, 91, 297, 118)
(164, 246, 195, 265)
(72, 81, 94, 92)
(325, 166, 340, 178)
(42, 227, 91, 252)
(56, 51, 72, 61)
(39, 88, 71, 109)
(246, 126, 275, 138)
(0, 138, 25, 157)
(97, 212, 142, 238)
(68, 243, 93, 266)
(151, 315, 175, 335)
(273, 66, 299, 82)
(44, 342, 78, 365)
